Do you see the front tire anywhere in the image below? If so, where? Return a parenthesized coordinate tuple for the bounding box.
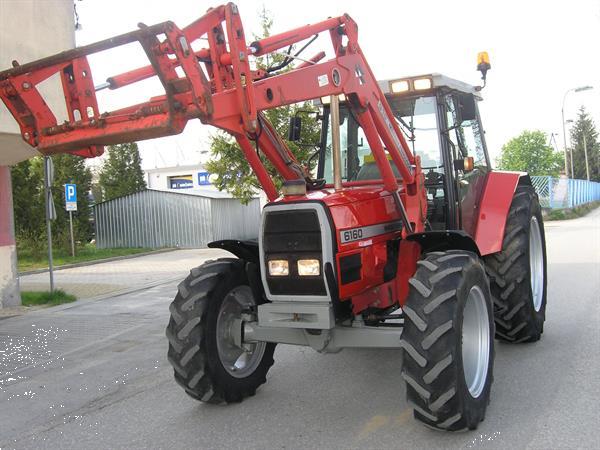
(400, 250, 495, 431)
(166, 258, 275, 403)
(484, 185, 547, 343)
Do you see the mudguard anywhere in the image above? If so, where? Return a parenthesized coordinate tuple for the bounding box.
(208, 239, 259, 264)
(406, 230, 481, 256)
(474, 171, 531, 255)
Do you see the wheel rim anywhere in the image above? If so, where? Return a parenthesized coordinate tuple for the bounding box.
(462, 285, 490, 398)
(216, 286, 266, 378)
(529, 216, 544, 312)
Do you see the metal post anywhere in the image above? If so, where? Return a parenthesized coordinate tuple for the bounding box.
(562, 85, 594, 179)
(570, 146, 575, 180)
(69, 211, 75, 257)
(561, 100, 569, 177)
(583, 133, 590, 181)
(330, 94, 342, 191)
(43, 157, 55, 292)
(568, 179, 573, 208)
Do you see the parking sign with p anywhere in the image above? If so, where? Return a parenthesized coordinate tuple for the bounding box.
(65, 184, 77, 211)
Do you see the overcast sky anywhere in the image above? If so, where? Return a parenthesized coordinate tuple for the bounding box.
(75, 0, 600, 170)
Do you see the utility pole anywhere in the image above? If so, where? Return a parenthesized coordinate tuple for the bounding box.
(561, 100, 569, 177)
(562, 85, 594, 178)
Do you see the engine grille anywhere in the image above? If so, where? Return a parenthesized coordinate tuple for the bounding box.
(263, 209, 327, 296)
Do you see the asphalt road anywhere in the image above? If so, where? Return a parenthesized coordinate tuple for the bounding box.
(1, 208, 599, 450)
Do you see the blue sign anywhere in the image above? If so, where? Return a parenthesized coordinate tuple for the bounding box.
(198, 171, 211, 186)
(169, 176, 193, 189)
(65, 184, 77, 211)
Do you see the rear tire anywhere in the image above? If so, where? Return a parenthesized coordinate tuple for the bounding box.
(400, 250, 495, 431)
(484, 185, 547, 343)
(166, 258, 275, 403)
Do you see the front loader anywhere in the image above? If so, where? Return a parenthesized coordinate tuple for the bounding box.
(0, 3, 547, 431)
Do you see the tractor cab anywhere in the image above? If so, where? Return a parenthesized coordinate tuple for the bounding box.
(315, 73, 491, 235)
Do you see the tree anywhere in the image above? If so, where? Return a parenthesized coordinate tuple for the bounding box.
(10, 159, 44, 237)
(98, 142, 147, 201)
(50, 153, 94, 243)
(568, 106, 599, 181)
(497, 130, 563, 176)
(205, 7, 321, 203)
(11, 154, 93, 251)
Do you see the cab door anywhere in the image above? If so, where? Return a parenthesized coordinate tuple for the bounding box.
(445, 94, 491, 236)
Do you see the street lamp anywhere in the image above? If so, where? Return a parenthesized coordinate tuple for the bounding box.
(562, 85, 593, 178)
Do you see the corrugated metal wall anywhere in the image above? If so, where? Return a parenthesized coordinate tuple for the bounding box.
(94, 190, 260, 249)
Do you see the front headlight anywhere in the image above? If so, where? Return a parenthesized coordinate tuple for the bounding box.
(297, 259, 320, 276)
(268, 259, 289, 276)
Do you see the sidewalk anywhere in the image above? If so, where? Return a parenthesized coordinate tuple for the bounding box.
(17, 248, 232, 300)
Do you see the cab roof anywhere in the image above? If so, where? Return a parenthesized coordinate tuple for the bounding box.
(377, 73, 483, 100)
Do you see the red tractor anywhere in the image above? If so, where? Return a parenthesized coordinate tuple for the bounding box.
(0, 3, 547, 430)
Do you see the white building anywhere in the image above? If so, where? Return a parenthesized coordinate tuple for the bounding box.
(145, 163, 220, 193)
(0, 0, 75, 308)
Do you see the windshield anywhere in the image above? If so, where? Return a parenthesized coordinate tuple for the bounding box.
(319, 96, 442, 183)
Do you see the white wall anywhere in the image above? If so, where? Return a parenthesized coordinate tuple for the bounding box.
(146, 167, 219, 192)
(0, 0, 75, 165)
(0, 0, 74, 307)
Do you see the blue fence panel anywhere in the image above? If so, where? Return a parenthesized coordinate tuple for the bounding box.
(531, 176, 600, 209)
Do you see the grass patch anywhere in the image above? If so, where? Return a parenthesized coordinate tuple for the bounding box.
(21, 289, 77, 306)
(17, 243, 155, 272)
(544, 201, 600, 221)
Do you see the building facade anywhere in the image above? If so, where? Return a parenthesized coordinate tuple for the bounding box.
(0, 0, 75, 307)
(145, 163, 219, 192)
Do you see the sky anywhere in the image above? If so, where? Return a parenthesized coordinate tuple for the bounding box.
(74, 0, 600, 170)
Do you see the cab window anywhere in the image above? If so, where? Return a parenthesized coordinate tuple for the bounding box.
(320, 96, 443, 183)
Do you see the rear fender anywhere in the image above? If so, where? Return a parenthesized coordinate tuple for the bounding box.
(474, 171, 531, 255)
(406, 231, 481, 256)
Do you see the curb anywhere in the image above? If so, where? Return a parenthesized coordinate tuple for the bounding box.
(4, 275, 184, 320)
(51, 275, 184, 312)
(18, 248, 179, 276)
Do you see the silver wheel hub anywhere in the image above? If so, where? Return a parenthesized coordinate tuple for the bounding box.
(216, 285, 266, 378)
(529, 216, 544, 312)
(462, 285, 490, 398)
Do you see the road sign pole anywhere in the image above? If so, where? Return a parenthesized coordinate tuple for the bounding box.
(44, 156, 55, 292)
(69, 210, 75, 257)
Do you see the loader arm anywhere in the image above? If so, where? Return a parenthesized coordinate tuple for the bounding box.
(0, 2, 424, 231)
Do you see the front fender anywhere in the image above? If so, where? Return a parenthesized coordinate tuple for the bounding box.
(474, 171, 530, 255)
(208, 239, 259, 264)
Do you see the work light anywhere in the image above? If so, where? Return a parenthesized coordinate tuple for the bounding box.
(413, 77, 432, 90)
(390, 79, 410, 93)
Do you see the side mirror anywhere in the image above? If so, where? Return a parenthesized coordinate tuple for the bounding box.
(288, 116, 302, 141)
(457, 93, 477, 123)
